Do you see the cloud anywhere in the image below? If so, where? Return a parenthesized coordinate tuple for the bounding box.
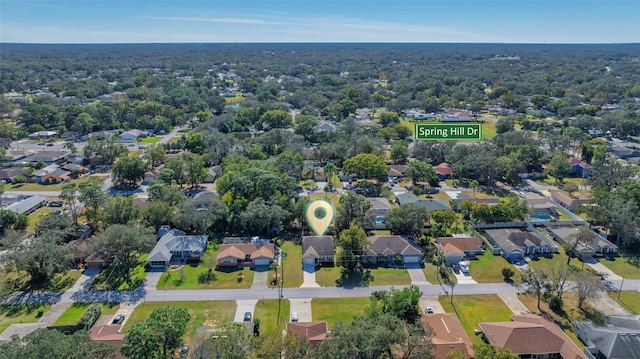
(136, 16, 286, 26)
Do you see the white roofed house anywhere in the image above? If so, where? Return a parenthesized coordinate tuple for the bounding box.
(147, 228, 208, 268)
(119, 129, 148, 142)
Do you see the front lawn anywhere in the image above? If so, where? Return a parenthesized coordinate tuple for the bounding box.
(599, 255, 640, 279)
(439, 294, 513, 346)
(53, 303, 119, 326)
(122, 301, 236, 345)
(138, 136, 162, 144)
(275, 241, 303, 288)
(467, 251, 517, 283)
(422, 264, 457, 285)
(253, 299, 290, 337)
(0, 304, 52, 334)
(314, 266, 410, 287)
(158, 265, 254, 290)
(312, 297, 370, 328)
(608, 291, 640, 314)
(2, 269, 82, 293)
(91, 255, 148, 290)
(8, 183, 62, 191)
(481, 120, 496, 139)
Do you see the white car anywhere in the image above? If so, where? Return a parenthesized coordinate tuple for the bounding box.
(291, 312, 298, 322)
(458, 262, 470, 273)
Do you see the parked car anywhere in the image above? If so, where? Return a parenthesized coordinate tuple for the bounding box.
(291, 312, 298, 322)
(37, 142, 45, 146)
(243, 312, 252, 322)
(179, 344, 189, 359)
(112, 314, 125, 325)
(425, 307, 433, 314)
(458, 262, 470, 273)
(46, 143, 54, 146)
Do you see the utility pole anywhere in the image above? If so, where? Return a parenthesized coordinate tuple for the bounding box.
(450, 283, 456, 305)
(618, 278, 625, 300)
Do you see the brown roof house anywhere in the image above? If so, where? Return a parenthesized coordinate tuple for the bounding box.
(543, 222, 618, 260)
(434, 162, 452, 180)
(550, 191, 590, 212)
(422, 313, 474, 359)
(436, 235, 484, 266)
(217, 241, 275, 268)
(90, 325, 126, 359)
(480, 314, 586, 359)
(363, 235, 423, 266)
(302, 236, 334, 267)
(0, 167, 28, 183)
(286, 322, 329, 347)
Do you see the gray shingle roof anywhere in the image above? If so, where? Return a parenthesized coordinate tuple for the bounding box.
(6, 196, 46, 215)
(366, 235, 423, 257)
(148, 229, 208, 263)
(302, 236, 334, 258)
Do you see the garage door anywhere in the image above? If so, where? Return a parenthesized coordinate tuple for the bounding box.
(254, 258, 271, 266)
(403, 255, 421, 264)
(303, 257, 315, 265)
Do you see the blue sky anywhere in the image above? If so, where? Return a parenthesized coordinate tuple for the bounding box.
(1, 0, 639, 43)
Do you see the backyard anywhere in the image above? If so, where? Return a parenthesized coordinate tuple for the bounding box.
(0, 304, 52, 334)
(312, 297, 370, 328)
(122, 301, 237, 345)
(53, 303, 119, 326)
(439, 294, 513, 346)
(253, 299, 290, 337)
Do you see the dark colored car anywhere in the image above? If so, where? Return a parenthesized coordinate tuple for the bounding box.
(112, 314, 125, 324)
(243, 312, 252, 322)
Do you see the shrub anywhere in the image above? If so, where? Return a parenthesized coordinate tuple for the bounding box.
(78, 304, 102, 330)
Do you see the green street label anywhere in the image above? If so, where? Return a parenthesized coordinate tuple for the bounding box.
(415, 123, 482, 140)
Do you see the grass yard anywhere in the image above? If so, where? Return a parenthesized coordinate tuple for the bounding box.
(224, 94, 245, 104)
(158, 265, 254, 290)
(312, 297, 370, 328)
(122, 301, 237, 345)
(91, 255, 148, 291)
(599, 256, 640, 279)
(467, 251, 517, 283)
(554, 206, 576, 221)
(526, 252, 570, 273)
(439, 294, 513, 346)
(8, 182, 62, 191)
(138, 136, 162, 144)
(0, 304, 52, 334)
(519, 292, 601, 349)
(253, 299, 290, 337)
(53, 303, 119, 326)
(480, 120, 496, 139)
(608, 291, 640, 314)
(309, 192, 340, 210)
(26, 206, 55, 233)
(277, 241, 303, 288)
(314, 265, 410, 287)
(422, 264, 457, 285)
(2, 269, 82, 293)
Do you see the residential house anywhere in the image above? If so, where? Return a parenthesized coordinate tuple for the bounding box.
(480, 222, 558, 262)
(610, 146, 640, 159)
(40, 168, 71, 184)
(388, 164, 408, 178)
(119, 129, 147, 142)
(434, 163, 452, 180)
(518, 165, 545, 180)
(286, 322, 328, 347)
(143, 164, 165, 184)
(550, 191, 590, 212)
(315, 120, 337, 133)
(6, 195, 46, 215)
(543, 222, 618, 259)
(61, 131, 80, 141)
(30, 150, 70, 164)
(147, 228, 208, 268)
(363, 235, 423, 265)
(3, 150, 31, 163)
(396, 192, 420, 206)
(67, 238, 104, 269)
(0, 167, 28, 183)
(28, 130, 58, 139)
(436, 235, 484, 266)
(415, 199, 451, 213)
(302, 236, 335, 266)
(440, 116, 471, 123)
(366, 197, 392, 229)
(480, 314, 586, 359)
(133, 197, 149, 211)
(575, 315, 640, 359)
(526, 198, 560, 220)
(89, 325, 126, 359)
(1, 193, 24, 207)
(62, 163, 89, 177)
(568, 158, 593, 178)
(422, 313, 474, 359)
(216, 238, 275, 268)
(454, 193, 500, 207)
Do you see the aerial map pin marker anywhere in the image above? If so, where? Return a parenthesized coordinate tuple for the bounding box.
(306, 200, 334, 236)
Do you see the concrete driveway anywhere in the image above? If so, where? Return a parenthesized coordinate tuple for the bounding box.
(289, 298, 312, 323)
(406, 263, 430, 285)
(111, 302, 140, 329)
(419, 296, 445, 314)
(251, 266, 269, 289)
(587, 261, 623, 281)
(453, 263, 478, 284)
(301, 264, 320, 288)
(498, 293, 530, 315)
(234, 299, 258, 323)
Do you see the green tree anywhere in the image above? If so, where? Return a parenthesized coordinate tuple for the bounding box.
(260, 109, 292, 129)
(324, 162, 338, 188)
(3, 230, 73, 282)
(142, 201, 175, 231)
(183, 152, 207, 188)
(147, 181, 186, 207)
(385, 204, 429, 237)
(369, 285, 422, 324)
(276, 150, 304, 180)
(390, 140, 408, 163)
(293, 114, 318, 141)
(238, 198, 289, 235)
(59, 182, 80, 226)
(546, 153, 571, 185)
(191, 323, 252, 359)
(519, 268, 549, 312)
(90, 224, 155, 284)
(336, 225, 369, 273)
(430, 210, 458, 228)
(0, 328, 115, 359)
(100, 195, 139, 226)
(78, 176, 106, 227)
(406, 159, 439, 187)
(335, 191, 373, 231)
(342, 153, 389, 180)
(473, 343, 518, 359)
(469, 179, 479, 198)
(379, 111, 400, 127)
(112, 155, 148, 186)
(501, 267, 515, 282)
(143, 145, 167, 167)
